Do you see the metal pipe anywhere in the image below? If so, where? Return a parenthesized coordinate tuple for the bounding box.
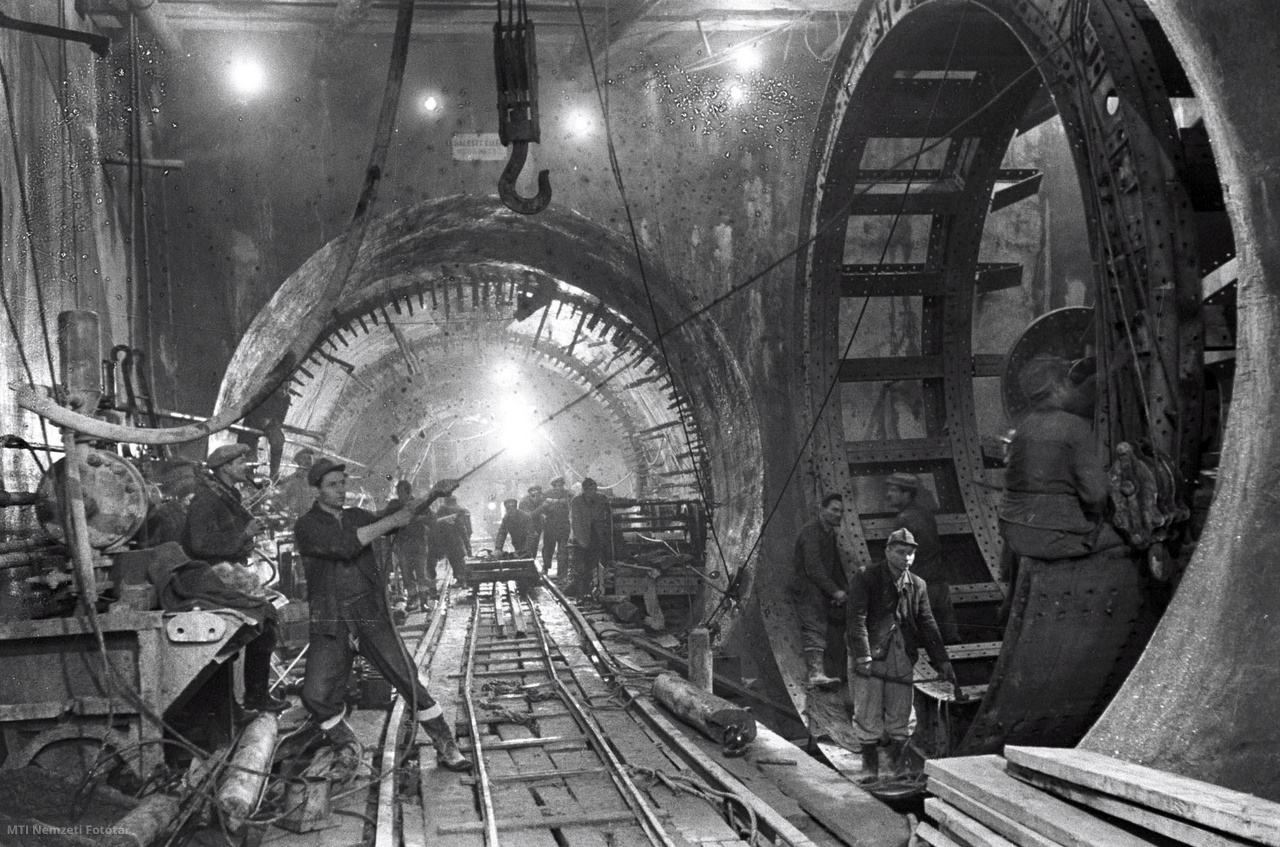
(62, 436, 99, 610)
(127, 0, 183, 55)
(217, 713, 279, 827)
(12, 0, 418, 447)
(112, 792, 182, 847)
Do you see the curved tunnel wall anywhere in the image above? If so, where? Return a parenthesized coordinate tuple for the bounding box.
(217, 195, 763, 630)
(1083, 0, 1280, 802)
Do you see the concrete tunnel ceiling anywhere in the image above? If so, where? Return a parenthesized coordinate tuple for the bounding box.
(217, 194, 762, 597)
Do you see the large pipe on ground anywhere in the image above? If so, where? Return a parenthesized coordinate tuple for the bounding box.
(113, 793, 182, 847)
(216, 713, 279, 828)
(651, 671, 755, 757)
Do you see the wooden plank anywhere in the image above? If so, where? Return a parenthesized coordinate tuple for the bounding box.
(1006, 762, 1252, 847)
(926, 756, 1159, 847)
(488, 726, 562, 847)
(926, 797, 1020, 847)
(915, 821, 968, 847)
(1006, 747, 1276, 846)
(926, 779, 1059, 847)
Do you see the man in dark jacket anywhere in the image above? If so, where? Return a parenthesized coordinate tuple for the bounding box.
(999, 356, 1124, 560)
(536, 477, 571, 576)
(293, 458, 471, 772)
(384, 479, 435, 610)
(792, 493, 848, 689)
(431, 495, 472, 585)
(568, 478, 611, 597)
(183, 443, 262, 566)
(519, 485, 546, 563)
(847, 528, 956, 782)
(885, 473, 960, 643)
(181, 444, 286, 713)
(494, 498, 537, 557)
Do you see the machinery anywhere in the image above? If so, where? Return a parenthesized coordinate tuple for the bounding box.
(603, 499, 709, 631)
(0, 312, 268, 784)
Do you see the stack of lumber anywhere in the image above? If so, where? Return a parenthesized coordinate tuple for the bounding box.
(917, 745, 1280, 847)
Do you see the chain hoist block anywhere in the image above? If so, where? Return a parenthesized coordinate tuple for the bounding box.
(493, 0, 551, 214)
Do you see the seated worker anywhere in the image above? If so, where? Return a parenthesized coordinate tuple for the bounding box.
(293, 458, 471, 772)
(885, 473, 960, 644)
(183, 443, 263, 567)
(494, 498, 537, 557)
(999, 356, 1124, 560)
(180, 444, 286, 715)
(847, 529, 956, 783)
(146, 541, 287, 715)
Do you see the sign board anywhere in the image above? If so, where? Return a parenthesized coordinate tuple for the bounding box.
(452, 132, 507, 161)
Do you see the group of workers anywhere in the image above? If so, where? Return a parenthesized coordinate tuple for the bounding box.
(793, 353, 1124, 783)
(139, 444, 474, 774)
(487, 475, 613, 598)
(138, 443, 630, 777)
(136, 349, 1117, 787)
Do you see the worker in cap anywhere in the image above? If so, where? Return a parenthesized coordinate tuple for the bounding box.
(1000, 352, 1124, 561)
(536, 476, 572, 577)
(183, 443, 261, 567)
(181, 442, 287, 714)
(520, 484, 547, 562)
(273, 448, 318, 525)
(884, 473, 959, 644)
(494, 497, 536, 558)
(846, 525, 955, 784)
(791, 492, 849, 689)
(567, 477, 611, 597)
(291, 459, 472, 773)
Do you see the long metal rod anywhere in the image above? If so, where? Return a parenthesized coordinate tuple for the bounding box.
(524, 589, 677, 847)
(463, 590, 500, 847)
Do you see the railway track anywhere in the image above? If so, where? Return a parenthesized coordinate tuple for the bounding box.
(353, 574, 823, 847)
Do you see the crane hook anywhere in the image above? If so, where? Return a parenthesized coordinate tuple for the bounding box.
(499, 140, 551, 215)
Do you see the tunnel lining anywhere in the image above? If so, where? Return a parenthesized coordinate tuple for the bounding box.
(783, 0, 1214, 754)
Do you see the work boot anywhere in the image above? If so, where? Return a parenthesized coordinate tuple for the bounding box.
(422, 715, 473, 772)
(858, 743, 880, 784)
(884, 739, 910, 779)
(243, 688, 290, 713)
(804, 650, 840, 689)
(322, 717, 362, 754)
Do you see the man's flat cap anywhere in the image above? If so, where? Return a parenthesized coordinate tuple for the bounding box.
(887, 527, 918, 548)
(206, 443, 250, 470)
(308, 457, 346, 487)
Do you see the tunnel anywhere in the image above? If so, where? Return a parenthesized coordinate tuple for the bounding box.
(215, 195, 763, 629)
(192, 0, 1280, 803)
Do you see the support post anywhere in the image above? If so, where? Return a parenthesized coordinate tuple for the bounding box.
(688, 627, 712, 692)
